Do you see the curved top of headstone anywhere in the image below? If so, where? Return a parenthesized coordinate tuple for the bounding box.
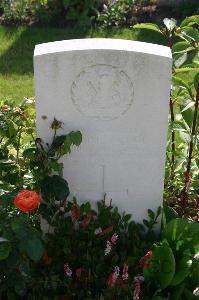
(34, 38, 172, 59)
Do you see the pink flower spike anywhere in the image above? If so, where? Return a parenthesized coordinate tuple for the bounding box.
(107, 266, 120, 288)
(64, 263, 72, 277)
(111, 233, 118, 245)
(105, 241, 112, 255)
(122, 263, 129, 281)
(133, 275, 144, 300)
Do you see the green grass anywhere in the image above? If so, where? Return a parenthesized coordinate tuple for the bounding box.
(0, 25, 166, 102)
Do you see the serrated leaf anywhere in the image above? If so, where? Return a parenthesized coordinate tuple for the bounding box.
(173, 41, 195, 54)
(172, 76, 192, 97)
(175, 66, 199, 74)
(69, 131, 82, 146)
(181, 15, 199, 27)
(180, 27, 199, 43)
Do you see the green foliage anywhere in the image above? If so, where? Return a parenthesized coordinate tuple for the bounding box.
(133, 16, 199, 219)
(175, 0, 199, 19)
(0, 100, 199, 298)
(0, 0, 99, 26)
(142, 211, 199, 299)
(97, 0, 135, 27)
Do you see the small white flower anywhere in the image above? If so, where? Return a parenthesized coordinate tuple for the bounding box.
(194, 253, 199, 260)
(64, 264, 72, 277)
(193, 287, 199, 296)
(134, 275, 145, 283)
(95, 227, 102, 235)
(105, 241, 112, 255)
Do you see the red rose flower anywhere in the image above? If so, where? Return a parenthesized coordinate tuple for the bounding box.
(14, 190, 41, 212)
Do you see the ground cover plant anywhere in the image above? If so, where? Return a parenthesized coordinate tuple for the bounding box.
(0, 102, 199, 299)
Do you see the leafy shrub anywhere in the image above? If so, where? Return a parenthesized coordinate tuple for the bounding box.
(133, 16, 199, 219)
(97, 0, 135, 27)
(175, 0, 199, 19)
(0, 0, 100, 26)
(0, 0, 39, 24)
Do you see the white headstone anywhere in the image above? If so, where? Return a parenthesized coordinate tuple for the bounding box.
(34, 38, 172, 222)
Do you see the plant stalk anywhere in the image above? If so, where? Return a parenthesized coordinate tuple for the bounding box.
(169, 97, 175, 179)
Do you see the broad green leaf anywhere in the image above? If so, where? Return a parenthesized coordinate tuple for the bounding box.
(23, 147, 36, 158)
(25, 236, 44, 262)
(181, 102, 195, 112)
(174, 53, 188, 68)
(69, 131, 82, 146)
(147, 209, 155, 220)
(170, 284, 185, 300)
(145, 242, 176, 289)
(133, 23, 163, 34)
(180, 27, 199, 43)
(0, 239, 11, 260)
(172, 76, 192, 97)
(181, 106, 193, 128)
(51, 135, 67, 149)
(41, 175, 69, 200)
(175, 67, 199, 74)
(163, 18, 177, 31)
(171, 256, 192, 285)
(11, 217, 28, 239)
(162, 206, 178, 228)
(181, 15, 199, 27)
(172, 41, 195, 54)
(162, 218, 199, 250)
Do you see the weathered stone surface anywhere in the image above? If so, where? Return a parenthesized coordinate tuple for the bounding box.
(34, 38, 172, 221)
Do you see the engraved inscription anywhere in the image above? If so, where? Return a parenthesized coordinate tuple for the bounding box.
(71, 65, 134, 118)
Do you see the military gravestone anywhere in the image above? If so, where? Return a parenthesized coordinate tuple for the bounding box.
(34, 38, 172, 222)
